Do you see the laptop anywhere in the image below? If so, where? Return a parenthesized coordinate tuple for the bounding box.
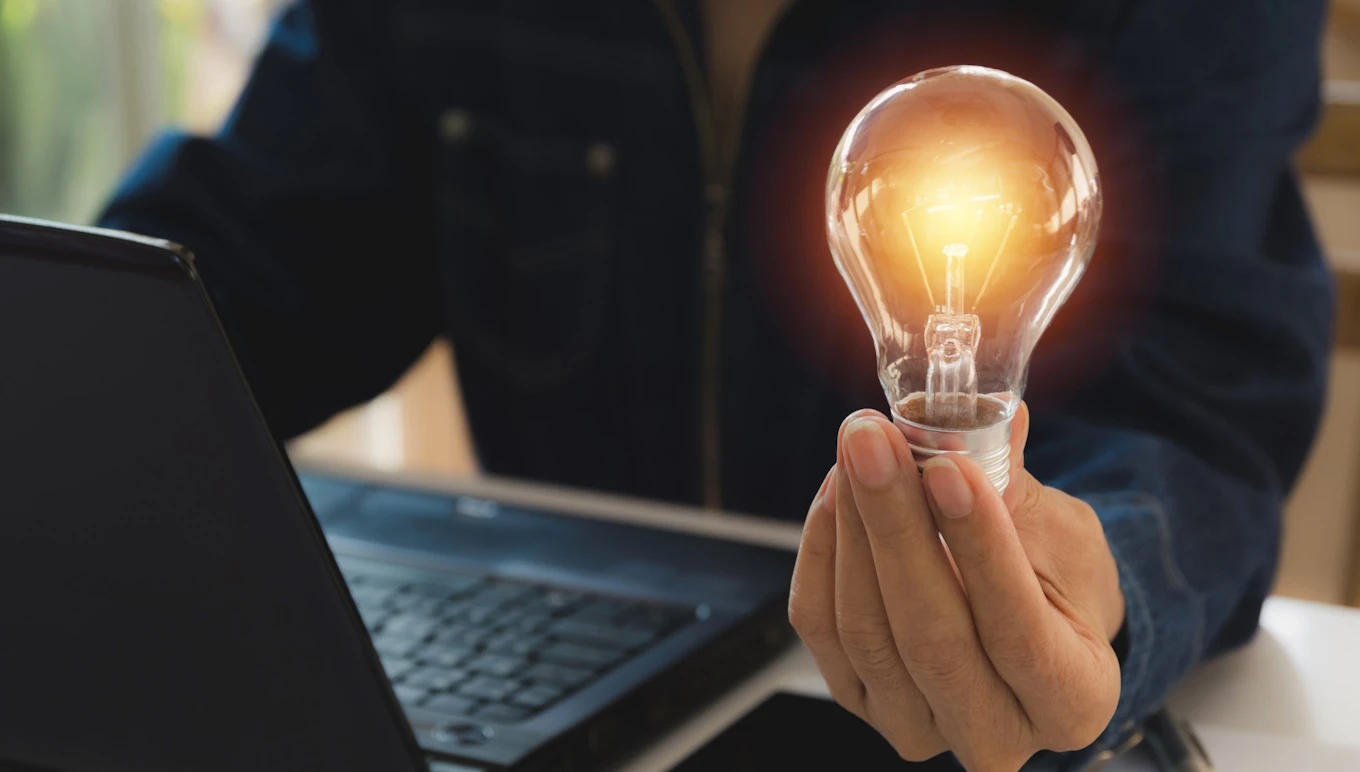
(0, 216, 797, 771)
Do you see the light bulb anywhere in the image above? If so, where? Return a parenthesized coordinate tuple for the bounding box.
(826, 66, 1101, 492)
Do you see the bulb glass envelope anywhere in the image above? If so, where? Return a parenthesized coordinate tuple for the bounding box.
(826, 66, 1101, 436)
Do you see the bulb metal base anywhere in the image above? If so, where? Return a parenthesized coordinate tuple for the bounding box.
(891, 396, 1012, 494)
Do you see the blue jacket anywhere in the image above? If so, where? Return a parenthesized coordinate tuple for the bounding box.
(100, 0, 1332, 767)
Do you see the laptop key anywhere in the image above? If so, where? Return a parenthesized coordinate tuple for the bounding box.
(433, 625, 493, 648)
(403, 666, 468, 692)
(459, 606, 499, 626)
(423, 693, 478, 717)
(484, 632, 546, 657)
(508, 684, 563, 710)
(466, 654, 525, 678)
(456, 677, 519, 702)
(523, 663, 594, 689)
(539, 641, 624, 670)
(416, 643, 474, 669)
(512, 612, 552, 633)
(472, 703, 529, 723)
(493, 609, 551, 634)
(384, 614, 439, 640)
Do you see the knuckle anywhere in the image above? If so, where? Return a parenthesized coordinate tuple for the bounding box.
(987, 627, 1057, 676)
(787, 597, 832, 641)
(965, 532, 1008, 566)
(900, 627, 974, 689)
(835, 607, 893, 640)
(797, 530, 835, 561)
(835, 612, 900, 671)
(845, 634, 902, 677)
(1006, 470, 1044, 524)
(860, 503, 911, 540)
(1009, 473, 1046, 521)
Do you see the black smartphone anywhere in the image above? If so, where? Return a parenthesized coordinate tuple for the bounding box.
(671, 692, 958, 770)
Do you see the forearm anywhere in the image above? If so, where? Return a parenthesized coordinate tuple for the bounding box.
(98, 1, 438, 439)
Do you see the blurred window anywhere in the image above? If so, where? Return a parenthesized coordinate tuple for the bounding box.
(0, 0, 280, 223)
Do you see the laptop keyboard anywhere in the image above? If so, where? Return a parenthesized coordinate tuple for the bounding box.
(340, 562, 696, 724)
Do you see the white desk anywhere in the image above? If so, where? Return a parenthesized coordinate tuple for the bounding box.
(305, 465, 1360, 770)
(616, 598, 1360, 770)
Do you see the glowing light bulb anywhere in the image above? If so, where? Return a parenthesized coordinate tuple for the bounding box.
(826, 66, 1101, 492)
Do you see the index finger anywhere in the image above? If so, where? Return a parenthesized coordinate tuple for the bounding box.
(841, 416, 1013, 740)
(921, 453, 1068, 719)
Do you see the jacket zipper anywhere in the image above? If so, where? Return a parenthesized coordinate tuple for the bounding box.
(653, 0, 784, 510)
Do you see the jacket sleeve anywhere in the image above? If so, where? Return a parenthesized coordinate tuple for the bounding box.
(1024, 1, 1332, 766)
(98, 0, 439, 439)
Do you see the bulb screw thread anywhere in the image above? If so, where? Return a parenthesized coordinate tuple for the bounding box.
(891, 411, 1012, 494)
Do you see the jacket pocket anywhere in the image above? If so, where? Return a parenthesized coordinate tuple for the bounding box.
(434, 106, 618, 391)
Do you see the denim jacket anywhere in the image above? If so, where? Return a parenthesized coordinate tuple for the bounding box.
(100, 0, 1332, 767)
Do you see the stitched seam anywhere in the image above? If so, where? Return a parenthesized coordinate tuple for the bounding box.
(1137, 491, 1207, 659)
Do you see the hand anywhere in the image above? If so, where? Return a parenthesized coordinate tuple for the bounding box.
(788, 404, 1124, 771)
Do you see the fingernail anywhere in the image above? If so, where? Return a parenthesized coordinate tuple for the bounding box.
(844, 418, 899, 490)
(924, 457, 973, 518)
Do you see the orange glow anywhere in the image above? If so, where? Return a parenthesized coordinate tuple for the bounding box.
(852, 147, 1048, 315)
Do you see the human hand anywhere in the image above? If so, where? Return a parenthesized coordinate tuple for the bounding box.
(788, 404, 1124, 771)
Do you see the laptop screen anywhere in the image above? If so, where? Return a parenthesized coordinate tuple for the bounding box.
(0, 222, 424, 771)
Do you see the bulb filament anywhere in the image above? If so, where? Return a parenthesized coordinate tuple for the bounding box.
(926, 241, 981, 427)
(908, 208, 1019, 428)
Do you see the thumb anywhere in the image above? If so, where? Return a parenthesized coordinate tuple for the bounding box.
(1008, 401, 1031, 461)
(1000, 402, 1049, 532)
(1003, 402, 1040, 514)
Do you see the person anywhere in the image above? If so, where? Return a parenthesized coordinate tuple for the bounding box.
(98, 1, 1332, 768)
